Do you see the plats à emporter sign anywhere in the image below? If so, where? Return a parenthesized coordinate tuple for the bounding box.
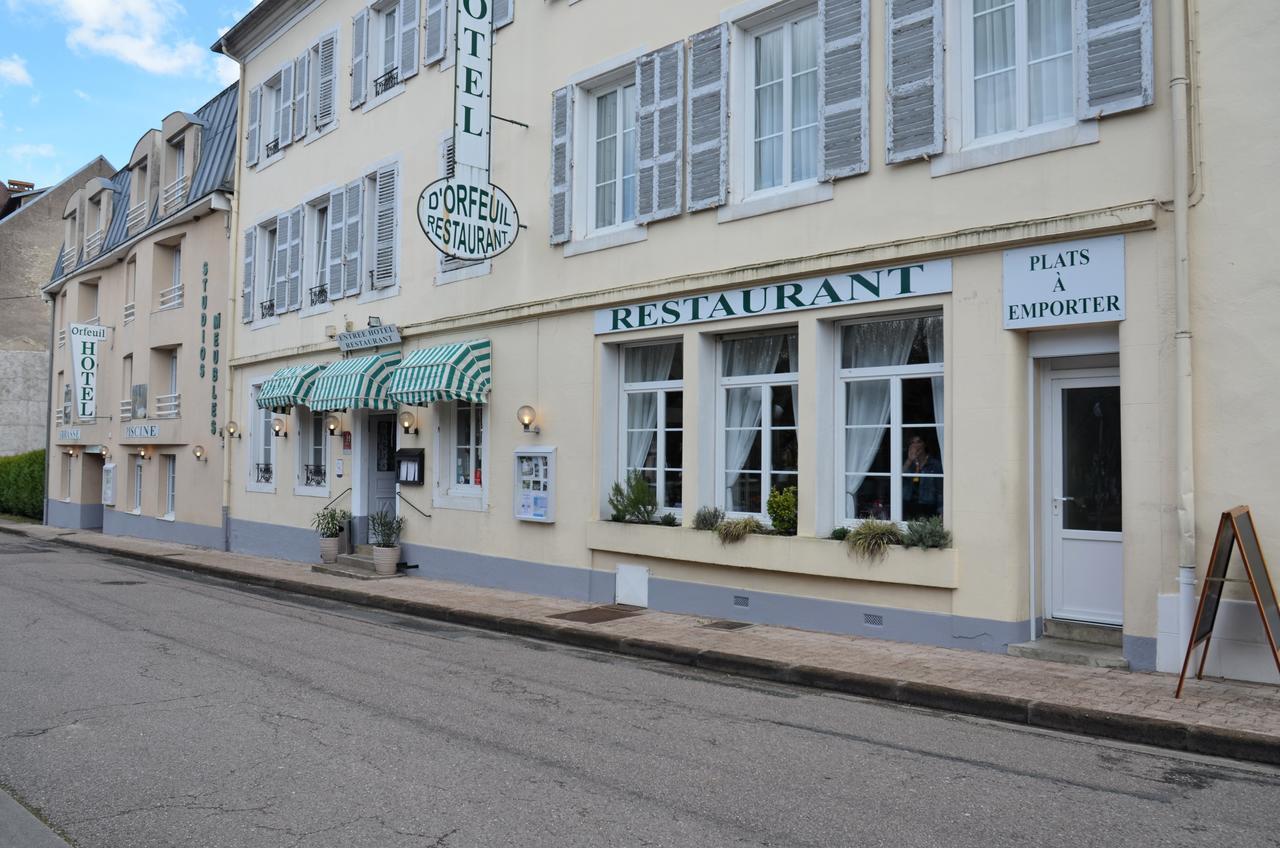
(1003, 236, 1125, 330)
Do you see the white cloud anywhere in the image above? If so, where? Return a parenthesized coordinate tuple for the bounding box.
(0, 54, 33, 86)
(29, 93, 41, 106)
(73, 88, 90, 100)
(6, 143, 56, 159)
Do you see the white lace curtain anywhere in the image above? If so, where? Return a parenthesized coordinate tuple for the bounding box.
(924, 316, 944, 453)
(843, 322, 916, 515)
(625, 343, 677, 472)
(724, 335, 786, 511)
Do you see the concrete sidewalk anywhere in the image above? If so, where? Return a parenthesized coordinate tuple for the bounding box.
(5, 519, 1280, 766)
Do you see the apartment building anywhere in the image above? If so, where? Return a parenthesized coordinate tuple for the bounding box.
(212, 0, 1279, 680)
(42, 84, 238, 548)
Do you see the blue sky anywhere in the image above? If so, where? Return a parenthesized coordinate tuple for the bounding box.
(0, 0, 260, 188)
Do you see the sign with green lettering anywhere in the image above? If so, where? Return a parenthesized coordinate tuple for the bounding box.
(593, 261, 952, 334)
(1003, 235, 1125, 330)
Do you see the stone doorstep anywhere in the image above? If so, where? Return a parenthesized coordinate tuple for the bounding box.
(1043, 618, 1123, 647)
(311, 553, 403, 581)
(1007, 637, 1130, 670)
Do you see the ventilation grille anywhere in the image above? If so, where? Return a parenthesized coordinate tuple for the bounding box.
(863, 613, 884, 627)
(733, 595, 749, 608)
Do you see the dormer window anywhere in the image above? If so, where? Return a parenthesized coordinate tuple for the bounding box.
(128, 160, 149, 234)
(164, 137, 188, 213)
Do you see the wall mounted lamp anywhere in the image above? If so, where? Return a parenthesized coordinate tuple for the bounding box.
(368, 316, 383, 328)
(516, 405, 540, 435)
(139, 446, 152, 460)
(224, 420, 241, 439)
(192, 445, 207, 462)
(272, 416, 288, 438)
(325, 414, 343, 436)
(398, 410, 418, 435)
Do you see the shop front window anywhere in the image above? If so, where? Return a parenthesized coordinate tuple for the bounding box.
(719, 331, 798, 517)
(621, 341, 683, 511)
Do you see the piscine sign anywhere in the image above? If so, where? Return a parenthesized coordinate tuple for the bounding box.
(125, 424, 160, 440)
(593, 261, 952, 334)
(417, 0, 520, 261)
(69, 323, 109, 419)
(1003, 235, 1125, 330)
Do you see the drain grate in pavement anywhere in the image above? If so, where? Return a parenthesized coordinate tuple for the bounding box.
(702, 619, 754, 631)
(99, 580, 146, 586)
(548, 604, 644, 624)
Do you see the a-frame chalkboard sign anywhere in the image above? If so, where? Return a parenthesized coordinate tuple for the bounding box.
(1176, 506, 1280, 697)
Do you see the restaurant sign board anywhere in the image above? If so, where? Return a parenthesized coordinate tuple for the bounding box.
(337, 324, 401, 352)
(1003, 235, 1125, 330)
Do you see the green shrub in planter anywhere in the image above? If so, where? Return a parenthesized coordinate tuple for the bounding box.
(766, 486, 798, 536)
(692, 506, 725, 531)
(715, 516, 766, 544)
(659, 512, 679, 527)
(903, 515, 952, 549)
(311, 507, 352, 538)
(828, 526, 849, 541)
(369, 511, 405, 548)
(607, 471, 658, 524)
(0, 449, 44, 519)
(845, 520, 904, 559)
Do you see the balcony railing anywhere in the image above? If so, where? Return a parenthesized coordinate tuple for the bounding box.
(119, 399, 133, 422)
(55, 409, 65, 426)
(162, 175, 188, 214)
(84, 228, 104, 257)
(83, 315, 100, 327)
(374, 67, 400, 97)
(158, 283, 184, 310)
(57, 329, 66, 349)
(123, 302, 136, 324)
(265, 138, 280, 158)
(260, 299, 276, 319)
(60, 245, 78, 271)
(309, 285, 328, 307)
(154, 392, 181, 419)
(254, 463, 274, 484)
(303, 464, 327, 487)
(126, 200, 148, 234)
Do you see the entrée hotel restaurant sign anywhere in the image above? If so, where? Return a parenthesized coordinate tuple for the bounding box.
(594, 261, 952, 334)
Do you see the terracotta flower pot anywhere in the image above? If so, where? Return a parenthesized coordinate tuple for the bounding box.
(319, 536, 340, 564)
(372, 545, 400, 575)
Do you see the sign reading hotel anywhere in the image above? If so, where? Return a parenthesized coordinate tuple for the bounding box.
(594, 261, 952, 334)
(337, 323, 402, 352)
(417, 0, 520, 261)
(1003, 235, 1125, 330)
(69, 323, 109, 419)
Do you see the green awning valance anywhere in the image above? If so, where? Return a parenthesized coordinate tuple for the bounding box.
(307, 352, 402, 412)
(255, 363, 326, 411)
(388, 340, 491, 406)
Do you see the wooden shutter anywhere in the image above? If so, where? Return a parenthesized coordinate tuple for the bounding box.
(274, 214, 290, 309)
(293, 53, 309, 141)
(372, 165, 398, 289)
(327, 189, 346, 300)
(241, 227, 255, 322)
(635, 42, 684, 224)
(316, 34, 338, 129)
(399, 0, 420, 81)
(278, 62, 294, 148)
(820, 0, 870, 178)
(351, 9, 369, 109)
(440, 137, 480, 272)
(494, 0, 514, 29)
(885, 0, 942, 164)
(1075, 0, 1153, 118)
(425, 0, 447, 66)
(245, 85, 261, 167)
(343, 179, 363, 296)
(549, 86, 573, 245)
(686, 24, 729, 212)
(287, 205, 304, 310)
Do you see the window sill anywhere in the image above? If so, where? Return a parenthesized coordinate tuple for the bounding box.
(246, 483, 275, 494)
(152, 302, 184, 315)
(356, 285, 400, 306)
(433, 490, 485, 513)
(563, 225, 647, 258)
(930, 121, 1099, 177)
(250, 315, 281, 331)
(294, 485, 331, 498)
(717, 181, 833, 224)
(254, 150, 286, 173)
(362, 83, 406, 115)
(300, 300, 334, 319)
(303, 121, 339, 147)
(437, 261, 492, 287)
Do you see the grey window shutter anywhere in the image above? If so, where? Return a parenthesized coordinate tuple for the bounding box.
(287, 205, 303, 310)
(635, 41, 684, 224)
(316, 35, 338, 129)
(293, 53, 309, 142)
(549, 86, 573, 245)
(372, 165, 398, 289)
(399, 0, 420, 81)
(494, 0, 513, 29)
(441, 137, 480, 271)
(327, 188, 346, 300)
(1075, 0, 1153, 119)
(245, 86, 261, 167)
(819, 0, 870, 178)
(343, 179, 363, 295)
(885, 0, 942, 164)
(274, 213, 290, 309)
(686, 24, 728, 212)
(241, 227, 255, 322)
(278, 62, 294, 148)
(424, 0, 447, 66)
(351, 9, 369, 109)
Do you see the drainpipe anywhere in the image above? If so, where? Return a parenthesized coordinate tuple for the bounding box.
(42, 293, 56, 525)
(1171, 0, 1197, 648)
(219, 51, 246, 553)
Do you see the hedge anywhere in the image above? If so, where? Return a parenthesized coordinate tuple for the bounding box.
(0, 449, 45, 519)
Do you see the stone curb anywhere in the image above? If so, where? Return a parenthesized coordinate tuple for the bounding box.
(6, 524, 1279, 767)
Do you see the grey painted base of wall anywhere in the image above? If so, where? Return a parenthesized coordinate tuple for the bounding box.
(1124, 635, 1158, 672)
(103, 509, 224, 550)
(230, 517, 321, 563)
(45, 499, 102, 530)
(402, 542, 616, 604)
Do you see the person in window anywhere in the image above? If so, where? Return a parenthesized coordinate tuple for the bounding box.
(902, 435, 942, 519)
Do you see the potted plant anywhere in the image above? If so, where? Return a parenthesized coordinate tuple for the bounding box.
(311, 507, 351, 563)
(368, 510, 405, 576)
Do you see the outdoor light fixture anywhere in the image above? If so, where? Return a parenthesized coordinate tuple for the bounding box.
(325, 414, 342, 436)
(224, 420, 241, 439)
(398, 410, 418, 435)
(272, 417, 287, 438)
(368, 316, 383, 328)
(192, 445, 207, 461)
(139, 446, 151, 460)
(516, 405, 540, 435)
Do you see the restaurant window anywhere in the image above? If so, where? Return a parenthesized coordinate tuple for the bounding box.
(434, 401, 487, 509)
(747, 8, 820, 193)
(620, 341, 683, 511)
(298, 408, 328, 491)
(589, 80, 638, 233)
(718, 330, 797, 518)
(249, 389, 275, 490)
(837, 314, 944, 524)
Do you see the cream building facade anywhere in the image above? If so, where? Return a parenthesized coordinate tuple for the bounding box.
(42, 85, 239, 548)
(212, 0, 1279, 679)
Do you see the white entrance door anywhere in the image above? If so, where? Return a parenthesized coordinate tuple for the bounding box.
(367, 413, 398, 520)
(1047, 372, 1123, 625)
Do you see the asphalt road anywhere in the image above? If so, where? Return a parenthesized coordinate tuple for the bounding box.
(2, 537, 1280, 848)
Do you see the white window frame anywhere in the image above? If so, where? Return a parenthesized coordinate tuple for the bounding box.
(167, 348, 179, 398)
(714, 329, 799, 521)
(302, 194, 335, 316)
(173, 139, 186, 182)
(304, 29, 341, 144)
(132, 454, 144, 513)
(257, 218, 281, 321)
(61, 452, 72, 502)
(364, 0, 407, 111)
(162, 454, 176, 520)
(247, 385, 276, 494)
(295, 407, 330, 496)
(433, 400, 489, 511)
(355, 161, 402, 305)
(586, 79, 639, 237)
(833, 313, 945, 527)
(260, 71, 286, 167)
(618, 340, 684, 514)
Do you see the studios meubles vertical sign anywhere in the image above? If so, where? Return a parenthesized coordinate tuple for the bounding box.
(417, 0, 520, 261)
(69, 323, 109, 420)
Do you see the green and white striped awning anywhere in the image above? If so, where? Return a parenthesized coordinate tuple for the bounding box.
(388, 339, 492, 406)
(307, 352, 403, 412)
(255, 363, 327, 412)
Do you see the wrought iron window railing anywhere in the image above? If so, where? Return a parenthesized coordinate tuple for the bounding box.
(374, 67, 400, 97)
(254, 463, 274, 484)
(260, 299, 276, 319)
(303, 464, 327, 487)
(309, 285, 328, 307)
(265, 138, 280, 158)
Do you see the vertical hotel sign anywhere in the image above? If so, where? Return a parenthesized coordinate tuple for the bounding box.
(417, 0, 520, 261)
(69, 323, 108, 420)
